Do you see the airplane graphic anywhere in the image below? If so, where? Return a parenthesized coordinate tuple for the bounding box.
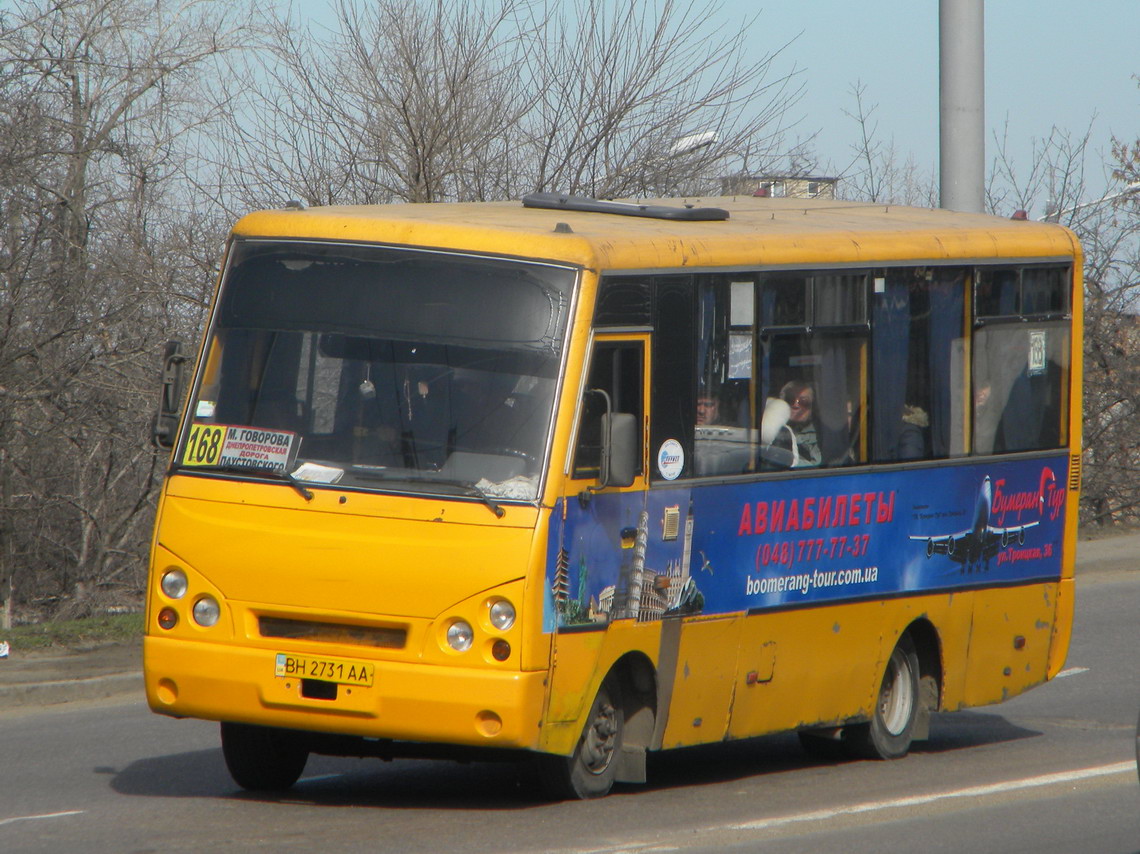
(909, 476, 1039, 570)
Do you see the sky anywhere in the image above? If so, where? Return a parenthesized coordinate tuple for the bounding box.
(757, 0, 1138, 204)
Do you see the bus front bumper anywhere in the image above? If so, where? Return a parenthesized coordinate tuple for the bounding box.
(144, 636, 547, 751)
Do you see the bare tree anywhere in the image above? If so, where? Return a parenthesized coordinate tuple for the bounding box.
(0, 0, 252, 624)
(838, 81, 936, 206)
(1077, 136, 1140, 528)
(218, 0, 530, 209)
(222, 0, 804, 209)
(986, 118, 1099, 219)
(515, 0, 803, 199)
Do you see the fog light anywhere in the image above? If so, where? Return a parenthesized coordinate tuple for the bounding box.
(157, 607, 178, 630)
(491, 639, 511, 661)
(489, 599, 515, 631)
(160, 569, 188, 600)
(156, 677, 178, 705)
(475, 710, 502, 737)
(446, 620, 474, 652)
(192, 596, 220, 627)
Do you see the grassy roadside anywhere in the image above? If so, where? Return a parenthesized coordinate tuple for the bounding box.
(3, 613, 144, 651)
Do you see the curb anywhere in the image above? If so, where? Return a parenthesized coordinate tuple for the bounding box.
(1075, 537, 1139, 576)
(0, 671, 143, 710)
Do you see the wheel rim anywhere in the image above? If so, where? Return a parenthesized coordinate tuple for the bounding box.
(580, 695, 619, 776)
(879, 647, 915, 736)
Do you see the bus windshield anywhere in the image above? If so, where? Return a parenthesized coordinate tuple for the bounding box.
(180, 241, 576, 501)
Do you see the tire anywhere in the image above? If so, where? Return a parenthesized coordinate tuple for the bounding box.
(847, 634, 921, 760)
(220, 722, 309, 791)
(538, 679, 624, 800)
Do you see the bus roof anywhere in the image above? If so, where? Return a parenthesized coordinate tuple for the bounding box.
(232, 196, 1080, 272)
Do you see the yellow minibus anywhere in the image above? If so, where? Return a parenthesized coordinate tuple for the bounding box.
(147, 193, 1081, 798)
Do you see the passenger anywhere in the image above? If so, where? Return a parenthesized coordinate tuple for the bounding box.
(897, 404, 928, 460)
(696, 394, 722, 426)
(695, 389, 755, 475)
(780, 380, 821, 467)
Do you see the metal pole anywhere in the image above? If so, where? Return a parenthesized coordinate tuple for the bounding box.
(939, 0, 985, 212)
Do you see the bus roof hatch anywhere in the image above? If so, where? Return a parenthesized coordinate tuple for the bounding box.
(522, 192, 729, 221)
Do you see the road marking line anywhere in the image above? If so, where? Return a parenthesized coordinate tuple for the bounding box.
(1056, 666, 1090, 678)
(0, 810, 85, 828)
(554, 762, 1138, 854)
(727, 761, 1136, 832)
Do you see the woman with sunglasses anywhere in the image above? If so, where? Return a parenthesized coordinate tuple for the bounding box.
(779, 380, 822, 468)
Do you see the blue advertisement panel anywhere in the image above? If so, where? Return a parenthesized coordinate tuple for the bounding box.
(544, 456, 1070, 631)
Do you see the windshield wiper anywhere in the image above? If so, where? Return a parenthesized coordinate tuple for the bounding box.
(250, 467, 314, 501)
(349, 467, 504, 517)
(453, 481, 506, 519)
(188, 460, 315, 501)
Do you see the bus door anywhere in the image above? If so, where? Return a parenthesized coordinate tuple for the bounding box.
(543, 335, 651, 734)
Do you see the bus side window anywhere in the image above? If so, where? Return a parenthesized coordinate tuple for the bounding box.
(972, 265, 1071, 455)
(754, 271, 870, 470)
(973, 321, 1070, 453)
(872, 267, 967, 462)
(757, 337, 866, 470)
(572, 342, 644, 479)
(690, 275, 754, 477)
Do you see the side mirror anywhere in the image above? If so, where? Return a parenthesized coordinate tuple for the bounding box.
(580, 389, 638, 507)
(601, 412, 637, 489)
(153, 340, 188, 449)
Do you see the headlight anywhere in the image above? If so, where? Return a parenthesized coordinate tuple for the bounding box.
(446, 620, 474, 652)
(192, 596, 221, 627)
(160, 569, 188, 600)
(488, 599, 515, 631)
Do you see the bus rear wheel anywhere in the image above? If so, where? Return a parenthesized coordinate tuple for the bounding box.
(848, 634, 921, 760)
(538, 679, 624, 800)
(220, 722, 309, 791)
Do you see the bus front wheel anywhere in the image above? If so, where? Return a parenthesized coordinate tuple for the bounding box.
(538, 679, 624, 799)
(849, 634, 921, 760)
(220, 722, 309, 791)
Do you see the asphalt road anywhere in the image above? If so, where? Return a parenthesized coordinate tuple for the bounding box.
(1, 560, 1137, 853)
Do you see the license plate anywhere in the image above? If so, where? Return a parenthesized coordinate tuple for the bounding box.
(274, 652, 374, 687)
